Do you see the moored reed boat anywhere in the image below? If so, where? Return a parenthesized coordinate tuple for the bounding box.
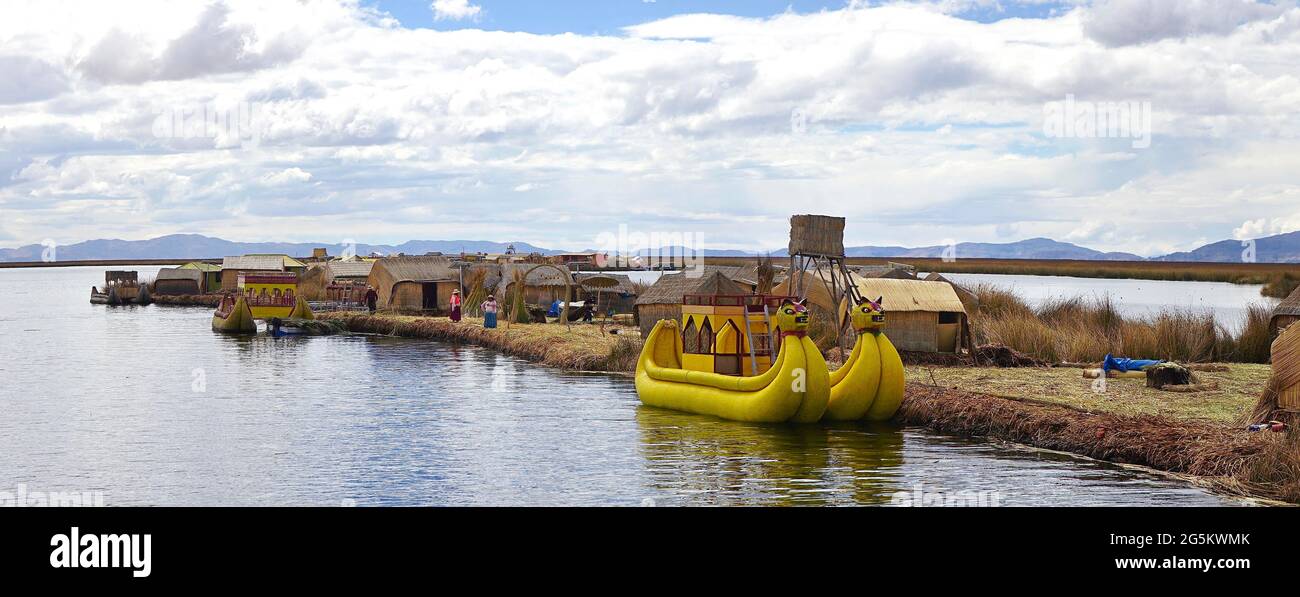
(212, 294, 256, 334)
(636, 297, 829, 423)
(824, 297, 905, 421)
(89, 270, 150, 305)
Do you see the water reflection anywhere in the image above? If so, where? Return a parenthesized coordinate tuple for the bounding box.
(638, 408, 913, 506)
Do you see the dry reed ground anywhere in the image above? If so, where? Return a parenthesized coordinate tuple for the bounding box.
(320, 312, 642, 372)
(907, 364, 1271, 425)
(151, 293, 223, 307)
(897, 386, 1267, 479)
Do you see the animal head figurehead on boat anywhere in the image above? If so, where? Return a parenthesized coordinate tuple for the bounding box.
(852, 296, 886, 334)
(775, 298, 810, 337)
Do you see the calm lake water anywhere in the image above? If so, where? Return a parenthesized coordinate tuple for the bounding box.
(0, 266, 1240, 506)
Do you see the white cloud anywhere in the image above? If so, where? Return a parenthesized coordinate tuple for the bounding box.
(1234, 214, 1300, 240)
(262, 167, 312, 185)
(0, 0, 1298, 255)
(1083, 0, 1290, 47)
(431, 0, 481, 22)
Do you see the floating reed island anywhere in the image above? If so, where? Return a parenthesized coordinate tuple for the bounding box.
(318, 279, 1300, 503)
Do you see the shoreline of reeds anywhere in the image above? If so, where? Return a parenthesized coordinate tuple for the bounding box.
(149, 293, 223, 307)
(319, 312, 642, 373)
(898, 384, 1299, 503)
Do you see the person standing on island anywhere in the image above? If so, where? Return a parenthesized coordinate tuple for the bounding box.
(364, 285, 378, 313)
(449, 288, 462, 322)
(481, 294, 499, 329)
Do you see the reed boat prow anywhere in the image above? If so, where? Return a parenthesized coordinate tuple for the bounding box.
(212, 294, 257, 334)
(826, 297, 904, 422)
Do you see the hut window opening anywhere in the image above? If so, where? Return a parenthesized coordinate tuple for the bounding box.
(698, 319, 714, 354)
(939, 312, 961, 324)
(683, 318, 700, 354)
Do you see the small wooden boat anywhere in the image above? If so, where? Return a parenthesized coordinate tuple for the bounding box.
(212, 294, 256, 334)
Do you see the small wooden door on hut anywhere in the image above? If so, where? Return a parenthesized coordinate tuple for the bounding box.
(422, 282, 439, 311)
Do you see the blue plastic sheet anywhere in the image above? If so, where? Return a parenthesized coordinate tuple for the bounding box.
(1102, 353, 1163, 373)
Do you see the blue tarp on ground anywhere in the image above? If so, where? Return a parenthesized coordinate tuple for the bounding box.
(1102, 353, 1163, 373)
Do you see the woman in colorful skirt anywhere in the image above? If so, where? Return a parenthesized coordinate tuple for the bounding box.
(481, 295, 499, 329)
(449, 288, 462, 322)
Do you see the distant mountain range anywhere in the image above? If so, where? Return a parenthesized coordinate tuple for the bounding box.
(4, 232, 1300, 263)
(1154, 230, 1300, 263)
(0, 234, 551, 262)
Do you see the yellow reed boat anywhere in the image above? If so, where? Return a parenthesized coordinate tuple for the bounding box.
(825, 297, 905, 421)
(636, 296, 829, 423)
(212, 294, 256, 334)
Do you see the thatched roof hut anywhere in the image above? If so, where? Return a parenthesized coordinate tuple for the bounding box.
(635, 270, 747, 336)
(1273, 286, 1300, 334)
(154, 268, 203, 295)
(496, 264, 576, 305)
(299, 260, 376, 300)
(924, 272, 980, 313)
(368, 256, 459, 312)
(860, 265, 918, 280)
(178, 262, 221, 292)
(575, 272, 638, 315)
(220, 254, 307, 291)
(855, 278, 970, 353)
(776, 272, 970, 353)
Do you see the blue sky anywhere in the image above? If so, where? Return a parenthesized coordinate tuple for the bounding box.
(368, 0, 1075, 33)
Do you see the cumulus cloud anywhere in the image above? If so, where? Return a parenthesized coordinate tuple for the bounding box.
(75, 2, 308, 84)
(431, 0, 482, 22)
(1234, 215, 1300, 240)
(1083, 0, 1290, 47)
(0, 56, 70, 104)
(261, 167, 312, 185)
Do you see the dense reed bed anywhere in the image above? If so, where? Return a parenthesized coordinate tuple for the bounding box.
(898, 385, 1266, 478)
(970, 284, 1274, 364)
(150, 293, 223, 307)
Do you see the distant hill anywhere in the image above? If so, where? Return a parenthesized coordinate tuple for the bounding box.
(1155, 230, 1300, 263)
(6, 231, 1300, 263)
(762, 238, 1143, 261)
(0, 234, 552, 262)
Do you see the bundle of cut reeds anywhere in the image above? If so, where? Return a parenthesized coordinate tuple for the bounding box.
(462, 267, 489, 317)
(509, 268, 531, 324)
(1250, 323, 1300, 424)
(757, 254, 775, 295)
